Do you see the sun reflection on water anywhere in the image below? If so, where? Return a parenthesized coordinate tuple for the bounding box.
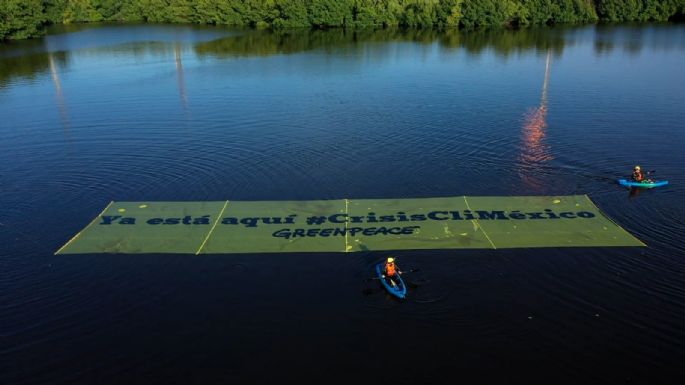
(519, 49, 553, 188)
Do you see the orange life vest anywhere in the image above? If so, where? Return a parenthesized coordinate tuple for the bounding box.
(633, 170, 644, 181)
(385, 262, 396, 276)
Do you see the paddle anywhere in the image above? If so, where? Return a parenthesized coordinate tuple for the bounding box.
(399, 268, 420, 275)
(364, 268, 420, 282)
(625, 169, 655, 177)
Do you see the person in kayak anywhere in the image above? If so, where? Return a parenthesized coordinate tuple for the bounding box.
(384, 257, 404, 287)
(631, 166, 653, 183)
(631, 166, 644, 182)
(384, 257, 397, 278)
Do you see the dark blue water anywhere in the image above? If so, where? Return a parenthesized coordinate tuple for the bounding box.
(1, 24, 685, 384)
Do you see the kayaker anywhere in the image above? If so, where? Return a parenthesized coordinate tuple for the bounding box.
(384, 257, 397, 278)
(631, 166, 644, 182)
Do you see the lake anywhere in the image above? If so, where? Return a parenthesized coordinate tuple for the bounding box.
(1, 23, 684, 384)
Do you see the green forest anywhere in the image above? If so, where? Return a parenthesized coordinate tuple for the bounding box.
(2, 0, 685, 40)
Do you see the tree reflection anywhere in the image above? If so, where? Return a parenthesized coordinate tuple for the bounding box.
(193, 27, 569, 58)
(0, 49, 67, 88)
(2, 25, 668, 89)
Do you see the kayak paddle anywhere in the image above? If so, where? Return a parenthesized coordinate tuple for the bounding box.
(364, 268, 420, 282)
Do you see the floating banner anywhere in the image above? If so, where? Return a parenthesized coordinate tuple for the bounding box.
(56, 195, 645, 254)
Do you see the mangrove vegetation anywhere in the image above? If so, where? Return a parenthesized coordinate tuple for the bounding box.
(2, 0, 685, 40)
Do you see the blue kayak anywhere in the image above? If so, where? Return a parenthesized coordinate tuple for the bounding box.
(618, 179, 669, 188)
(375, 263, 407, 299)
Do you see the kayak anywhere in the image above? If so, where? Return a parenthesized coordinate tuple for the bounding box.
(375, 263, 407, 299)
(618, 179, 669, 188)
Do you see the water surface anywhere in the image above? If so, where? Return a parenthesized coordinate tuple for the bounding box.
(1, 23, 685, 384)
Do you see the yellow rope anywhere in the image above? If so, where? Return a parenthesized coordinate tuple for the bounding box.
(195, 200, 230, 255)
(463, 196, 497, 249)
(344, 198, 351, 252)
(55, 201, 114, 255)
(583, 194, 647, 247)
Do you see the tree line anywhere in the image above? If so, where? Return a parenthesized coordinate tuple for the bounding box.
(2, 0, 685, 40)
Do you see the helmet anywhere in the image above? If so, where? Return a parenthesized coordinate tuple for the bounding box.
(387, 257, 395, 263)
(634, 165, 641, 170)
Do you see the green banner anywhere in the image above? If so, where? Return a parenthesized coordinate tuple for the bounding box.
(55, 195, 645, 254)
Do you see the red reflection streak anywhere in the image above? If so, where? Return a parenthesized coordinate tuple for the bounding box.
(519, 50, 552, 188)
(522, 103, 552, 163)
